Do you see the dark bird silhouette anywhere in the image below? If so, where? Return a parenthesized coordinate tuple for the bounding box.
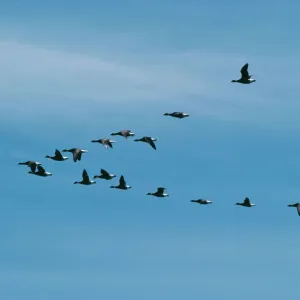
(163, 112, 189, 119)
(191, 199, 212, 204)
(110, 175, 131, 190)
(74, 169, 96, 185)
(236, 197, 255, 207)
(91, 138, 116, 149)
(111, 130, 135, 139)
(134, 136, 157, 150)
(94, 169, 116, 180)
(147, 187, 169, 197)
(288, 203, 300, 216)
(45, 149, 69, 161)
(28, 165, 52, 177)
(231, 63, 256, 84)
(62, 148, 88, 162)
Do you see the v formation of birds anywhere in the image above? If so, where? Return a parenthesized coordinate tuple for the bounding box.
(18, 63, 300, 217)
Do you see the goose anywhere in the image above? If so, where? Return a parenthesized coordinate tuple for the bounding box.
(45, 149, 69, 161)
(287, 203, 300, 216)
(91, 138, 116, 149)
(231, 63, 256, 84)
(134, 136, 157, 150)
(147, 187, 169, 197)
(163, 112, 190, 119)
(94, 169, 116, 180)
(111, 130, 135, 139)
(236, 197, 255, 207)
(18, 160, 42, 173)
(191, 199, 212, 204)
(74, 169, 96, 185)
(28, 165, 52, 177)
(110, 175, 131, 190)
(62, 148, 88, 162)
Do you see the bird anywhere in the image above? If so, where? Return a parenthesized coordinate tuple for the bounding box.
(236, 197, 255, 207)
(231, 63, 256, 84)
(91, 138, 116, 149)
(61, 148, 88, 162)
(163, 112, 190, 119)
(94, 169, 116, 180)
(28, 165, 52, 177)
(287, 203, 300, 216)
(134, 136, 157, 150)
(111, 130, 135, 139)
(110, 175, 131, 190)
(147, 187, 169, 197)
(74, 169, 96, 185)
(190, 199, 212, 204)
(18, 160, 42, 172)
(45, 149, 69, 161)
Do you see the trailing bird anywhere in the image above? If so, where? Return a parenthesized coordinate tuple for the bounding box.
(74, 169, 96, 185)
(236, 197, 255, 207)
(28, 165, 52, 177)
(62, 148, 88, 162)
(134, 136, 157, 150)
(45, 149, 69, 161)
(91, 138, 116, 149)
(287, 203, 300, 216)
(94, 169, 116, 180)
(163, 112, 189, 119)
(231, 63, 256, 84)
(147, 187, 169, 197)
(110, 175, 131, 190)
(191, 199, 212, 204)
(18, 160, 42, 173)
(111, 130, 135, 139)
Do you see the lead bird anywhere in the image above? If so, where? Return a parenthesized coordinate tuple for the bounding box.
(134, 136, 157, 150)
(74, 169, 96, 185)
(91, 138, 116, 149)
(110, 175, 132, 190)
(94, 169, 116, 180)
(62, 148, 88, 162)
(45, 149, 69, 161)
(147, 187, 169, 197)
(288, 203, 300, 216)
(28, 165, 52, 177)
(231, 63, 256, 84)
(163, 112, 189, 119)
(191, 199, 212, 204)
(18, 160, 42, 172)
(235, 197, 255, 207)
(111, 130, 135, 139)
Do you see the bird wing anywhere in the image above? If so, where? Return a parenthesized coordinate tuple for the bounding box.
(107, 140, 113, 148)
(121, 130, 130, 137)
(101, 169, 110, 177)
(146, 137, 156, 150)
(37, 165, 45, 174)
(73, 149, 82, 161)
(297, 204, 300, 216)
(55, 149, 63, 159)
(29, 162, 37, 172)
(240, 63, 250, 79)
(244, 197, 251, 206)
(120, 175, 126, 187)
(157, 187, 165, 194)
(82, 169, 90, 181)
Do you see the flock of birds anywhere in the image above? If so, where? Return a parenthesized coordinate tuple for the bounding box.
(17, 63, 300, 216)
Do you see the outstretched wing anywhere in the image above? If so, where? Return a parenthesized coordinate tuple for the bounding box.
(82, 169, 89, 181)
(157, 187, 165, 194)
(74, 149, 82, 162)
(119, 175, 126, 187)
(101, 169, 110, 177)
(55, 149, 63, 159)
(29, 162, 37, 172)
(297, 204, 300, 216)
(146, 137, 156, 150)
(37, 165, 45, 174)
(244, 197, 251, 206)
(240, 63, 250, 79)
(107, 140, 113, 148)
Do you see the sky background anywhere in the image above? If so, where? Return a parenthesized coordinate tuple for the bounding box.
(1, 0, 300, 299)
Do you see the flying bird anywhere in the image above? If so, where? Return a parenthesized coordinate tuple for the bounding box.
(231, 63, 256, 84)
(111, 130, 135, 139)
(134, 136, 157, 150)
(288, 203, 300, 216)
(74, 169, 96, 185)
(191, 199, 212, 204)
(28, 165, 52, 177)
(45, 149, 69, 161)
(18, 160, 42, 173)
(94, 169, 116, 180)
(91, 138, 116, 149)
(163, 112, 189, 119)
(62, 148, 88, 162)
(147, 187, 169, 197)
(110, 175, 132, 190)
(235, 197, 255, 207)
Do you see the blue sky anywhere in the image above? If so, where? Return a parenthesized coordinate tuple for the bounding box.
(1, 0, 300, 299)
